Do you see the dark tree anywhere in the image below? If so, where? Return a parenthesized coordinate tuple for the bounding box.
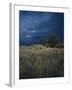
(47, 32, 59, 47)
(39, 32, 61, 48)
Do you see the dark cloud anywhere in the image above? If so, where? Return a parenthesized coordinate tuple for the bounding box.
(19, 11, 64, 45)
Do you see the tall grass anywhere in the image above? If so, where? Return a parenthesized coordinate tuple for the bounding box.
(19, 45, 64, 79)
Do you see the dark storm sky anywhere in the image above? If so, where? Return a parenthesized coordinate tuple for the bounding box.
(19, 10, 64, 45)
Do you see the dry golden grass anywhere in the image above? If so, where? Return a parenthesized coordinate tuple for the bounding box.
(19, 44, 64, 79)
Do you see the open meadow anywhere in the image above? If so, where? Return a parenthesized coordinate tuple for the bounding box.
(19, 45, 64, 79)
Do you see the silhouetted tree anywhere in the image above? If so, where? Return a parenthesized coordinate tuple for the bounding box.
(39, 32, 60, 48)
(47, 32, 59, 47)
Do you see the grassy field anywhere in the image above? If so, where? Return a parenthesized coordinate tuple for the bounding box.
(19, 44, 64, 79)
